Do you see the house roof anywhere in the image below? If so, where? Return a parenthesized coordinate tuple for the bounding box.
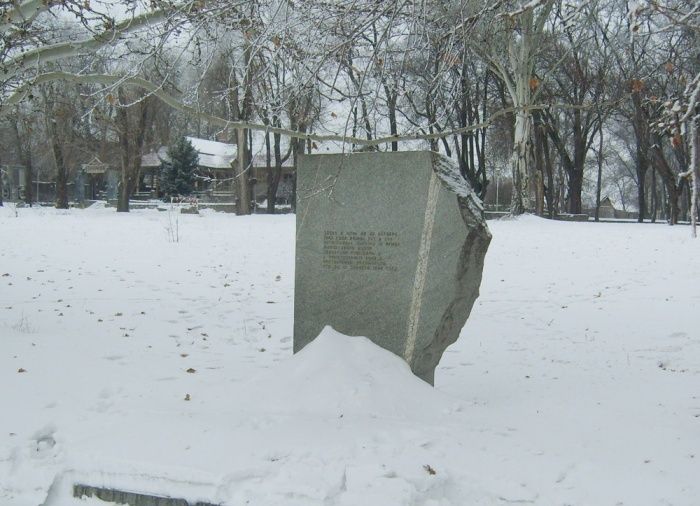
(141, 146, 170, 168)
(141, 137, 237, 170)
(185, 137, 236, 169)
(82, 156, 111, 174)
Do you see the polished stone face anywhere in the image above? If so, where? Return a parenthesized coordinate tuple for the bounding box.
(294, 151, 491, 384)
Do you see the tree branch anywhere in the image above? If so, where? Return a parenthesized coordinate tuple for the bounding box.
(1, 2, 194, 82)
(0, 0, 49, 33)
(1, 70, 628, 148)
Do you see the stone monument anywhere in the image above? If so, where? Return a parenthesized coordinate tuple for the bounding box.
(294, 151, 491, 384)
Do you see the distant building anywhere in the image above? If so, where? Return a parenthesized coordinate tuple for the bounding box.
(81, 157, 118, 200)
(249, 153, 295, 206)
(140, 137, 295, 204)
(597, 196, 617, 219)
(590, 197, 638, 220)
(141, 137, 238, 200)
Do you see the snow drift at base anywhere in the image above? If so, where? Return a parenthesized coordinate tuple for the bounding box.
(41, 327, 470, 506)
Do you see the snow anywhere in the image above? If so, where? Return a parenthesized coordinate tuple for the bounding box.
(0, 207, 698, 505)
(140, 147, 170, 169)
(184, 137, 236, 170)
(141, 138, 236, 170)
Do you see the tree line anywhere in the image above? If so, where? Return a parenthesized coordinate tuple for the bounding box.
(0, 0, 698, 231)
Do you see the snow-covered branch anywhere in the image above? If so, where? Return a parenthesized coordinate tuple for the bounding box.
(1, 1, 195, 82)
(0, 69, 627, 149)
(0, 0, 49, 33)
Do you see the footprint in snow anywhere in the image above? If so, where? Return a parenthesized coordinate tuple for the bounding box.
(31, 425, 57, 457)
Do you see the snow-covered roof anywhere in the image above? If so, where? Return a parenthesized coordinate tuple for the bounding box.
(141, 146, 169, 168)
(141, 138, 237, 170)
(598, 196, 612, 205)
(185, 136, 236, 169)
(250, 153, 295, 168)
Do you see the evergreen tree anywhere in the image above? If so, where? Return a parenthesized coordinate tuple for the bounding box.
(160, 137, 198, 197)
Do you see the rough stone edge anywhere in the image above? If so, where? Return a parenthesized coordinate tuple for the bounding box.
(431, 153, 486, 220)
(411, 153, 492, 384)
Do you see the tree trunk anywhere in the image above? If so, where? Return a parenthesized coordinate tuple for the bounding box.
(117, 179, 130, 212)
(386, 90, 398, 152)
(46, 112, 69, 209)
(649, 134, 680, 224)
(11, 117, 33, 206)
(511, 110, 532, 214)
(568, 170, 583, 215)
(660, 183, 668, 221)
(631, 88, 649, 222)
(115, 90, 150, 213)
(51, 136, 69, 209)
(636, 175, 646, 222)
(666, 179, 680, 225)
(233, 11, 256, 216)
(533, 116, 546, 216)
(23, 159, 33, 206)
(690, 119, 699, 237)
(566, 111, 588, 215)
(116, 155, 136, 213)
(650, 167, 657, 223)
(291, 129, 305, 213)
(267, 131, 284, 215)
(235, 127, 251, 216)
(117, 104, 131, 213)
(265, 130, 275, 214)
(543, 134, 555, 218)
(504, 2, 553, 214)
(595, 123, 603, 222)
(680, 178, 690, 221)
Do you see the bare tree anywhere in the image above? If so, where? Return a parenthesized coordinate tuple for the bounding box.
(114, 87, 157, 212)
(3, 0, 697, 231)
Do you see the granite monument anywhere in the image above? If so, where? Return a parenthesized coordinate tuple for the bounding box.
(294, 151, 491, 384)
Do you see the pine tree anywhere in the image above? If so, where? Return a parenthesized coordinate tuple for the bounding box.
(160, 137, 199, 198)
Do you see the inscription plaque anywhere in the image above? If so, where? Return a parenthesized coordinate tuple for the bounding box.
(294, 151, 491, 384)
(322, 230, 400, 271)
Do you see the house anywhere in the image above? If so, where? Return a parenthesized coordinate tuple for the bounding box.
(249, 153, 295, 205)
(140, 137, 295, 205)
(82, 157, 119, 200)
(597, 196, 617, 219)
(141, 137, 237, 200)
(591, 196, 638, 220)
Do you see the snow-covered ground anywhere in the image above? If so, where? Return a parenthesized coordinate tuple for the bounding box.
(0, 205, 698, 506)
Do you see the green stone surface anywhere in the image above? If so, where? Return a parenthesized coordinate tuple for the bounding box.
(294, 151, 491, 384)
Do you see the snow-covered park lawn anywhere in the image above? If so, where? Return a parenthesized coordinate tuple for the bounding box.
(1, 205, 698, 506)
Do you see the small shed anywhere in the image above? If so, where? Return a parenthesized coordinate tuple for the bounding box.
(81, 157, 118, 200)
(597, 196, 617, 219)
